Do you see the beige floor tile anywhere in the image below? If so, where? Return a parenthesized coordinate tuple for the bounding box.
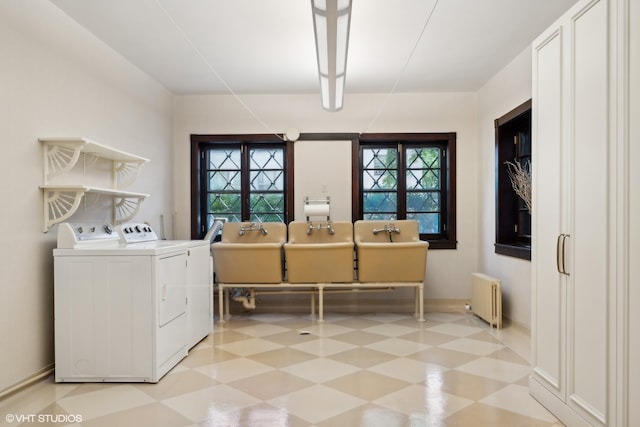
(364, 337, 432, 356)
(480, 384, 559, 423)
(200, 402, 310, 427)
(373, 384, 474, 424)
(247, 347, 317, 368)
(315, 403, 408, 427)
(456, 357, 532, 383)
(445, 402, 559, 426)
(227, 370, 314, 400)
(398, 329, 459, 346)
(406, 346, 478, 368)
(302, 322, 359, 338)
(161, 384, 260, 423)
(362, 323, 418, 337)
(327, 347, 399, 368)
(256, 329, 318, 346)
(331, 316, 386, 330)
(290, 337, 358, 356)
(215, 337, 284, 356)
(486, 346, 530, 365)
(231, 323, 292, 338)
(267, 384, 366, 424)
(427, 322, 482, 337)
(178, 346, 239, 369)
(194, 357, 274, 383)
(368, 357, 449, 384)
(438, 370, 509, 401)
(439, 337, 506, 356)
(79, 402, 192, 427)
(324, 370, 412, 401)
(330, 330, 389, 346)
(135, 370, 215, 400)
(57, 385, 155, 421)
(281, 357, 361, 383)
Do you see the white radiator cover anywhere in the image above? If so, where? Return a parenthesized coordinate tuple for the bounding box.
(471, 273, 502, 328)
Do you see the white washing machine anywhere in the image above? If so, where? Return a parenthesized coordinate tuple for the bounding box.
(53, 222, 212, 383)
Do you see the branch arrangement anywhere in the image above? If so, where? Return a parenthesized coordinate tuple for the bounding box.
(505, 160, 532, 213)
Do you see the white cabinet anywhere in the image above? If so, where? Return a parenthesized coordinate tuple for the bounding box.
(530, 0, 634, 426)
(627, 3, 640, 426)
(39, 138, 149, 232)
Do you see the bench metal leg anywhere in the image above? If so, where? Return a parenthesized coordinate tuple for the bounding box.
(318, 284, 325, 322)
(218, 285, 225, 324)
(416, 284, 425, 322)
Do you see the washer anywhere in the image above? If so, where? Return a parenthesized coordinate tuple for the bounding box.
(53, 222, 211, 383)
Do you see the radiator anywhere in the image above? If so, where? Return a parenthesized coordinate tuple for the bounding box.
(471, 273, 502, 328)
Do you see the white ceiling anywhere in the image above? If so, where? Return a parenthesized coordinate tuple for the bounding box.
(50, 0, 578, 96)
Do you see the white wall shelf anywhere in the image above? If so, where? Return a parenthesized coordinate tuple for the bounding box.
(39, 138, 150, 232)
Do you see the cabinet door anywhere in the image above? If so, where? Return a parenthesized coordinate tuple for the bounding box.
(567, 0, 609, 424)
(156, 253, 187, 327)
(531, 18, 566, 399)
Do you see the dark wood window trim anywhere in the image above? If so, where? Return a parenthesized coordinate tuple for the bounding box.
(352, 133, 457, 249)
(495, 99, 532, 260)
(190, 134, 294, 239)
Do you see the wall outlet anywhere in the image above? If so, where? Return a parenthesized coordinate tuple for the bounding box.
(464, 303, 472, 311)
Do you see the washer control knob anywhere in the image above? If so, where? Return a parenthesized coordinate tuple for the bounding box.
(103, 225, 113, 234)
(77, 226, 83, 234)
(135, 225, 141, 233)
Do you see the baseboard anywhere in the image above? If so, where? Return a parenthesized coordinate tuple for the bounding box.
(0, 365, 54, 400)
(529, 376, 592, 427)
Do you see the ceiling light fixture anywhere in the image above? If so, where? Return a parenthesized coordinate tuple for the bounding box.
(311, 0, 352, 112)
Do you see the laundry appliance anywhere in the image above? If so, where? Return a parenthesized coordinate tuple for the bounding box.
(53, 222, 212, 383)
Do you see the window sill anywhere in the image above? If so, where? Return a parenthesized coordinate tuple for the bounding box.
(494, 243, 531, 260)
(427, 240, 457, 250)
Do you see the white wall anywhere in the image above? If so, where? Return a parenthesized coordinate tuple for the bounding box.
(174, 92, 479, 304)
(476, 48, 533, 329)
(0, 1, 174, 394)
(293, 140, 352, 222)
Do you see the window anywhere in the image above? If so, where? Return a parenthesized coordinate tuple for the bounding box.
(495, 100, 531, 260)
(190, 135, 294, 239)
(353, 133, 457, 249)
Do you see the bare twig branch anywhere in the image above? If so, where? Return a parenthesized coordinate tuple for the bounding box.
(505, 159, 532, 213)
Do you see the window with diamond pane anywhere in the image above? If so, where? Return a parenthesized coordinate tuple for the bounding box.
(207, 148, 242, 223)
(406, 147, 442, 234)
(248, 148, 285, 222)
(362, 147, 398, 220)
(194, 140, 289, 235)
(356, 134, 456, 249)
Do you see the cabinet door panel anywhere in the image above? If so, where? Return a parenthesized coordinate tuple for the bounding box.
(532, 28, 565, 395)
(568, 0, 608, 423)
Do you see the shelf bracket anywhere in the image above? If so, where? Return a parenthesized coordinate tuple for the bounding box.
(43, 143, 82, 183)
(115, 160, 146, 189)
(113, 196, 146, 225)
(43, 188, 86, 232)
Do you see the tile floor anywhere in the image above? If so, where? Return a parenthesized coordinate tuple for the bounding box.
(1, 311, 562, 426)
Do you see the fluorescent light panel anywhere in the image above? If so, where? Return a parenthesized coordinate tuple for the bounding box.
(311, 0, 352, 111)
